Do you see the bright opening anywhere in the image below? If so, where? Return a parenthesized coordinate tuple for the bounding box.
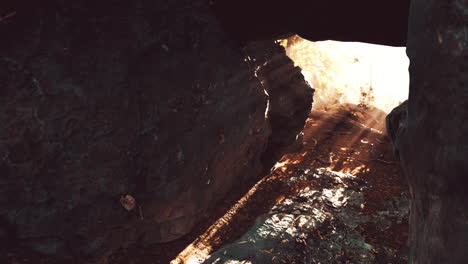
(279, 35, 409, 113)
(170, 36, 410, 264)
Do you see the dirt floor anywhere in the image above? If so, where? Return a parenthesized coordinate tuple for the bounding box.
(0, 103, 409, 264)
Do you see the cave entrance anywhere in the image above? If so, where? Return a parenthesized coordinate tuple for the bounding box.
(281, 35, 409, 114)
(271, 34, 410, 177)
(274, 34, 410, 168)
(170, 37, 410, 264)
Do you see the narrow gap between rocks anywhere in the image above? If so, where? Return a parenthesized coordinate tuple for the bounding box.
(110, 36, 411, 264)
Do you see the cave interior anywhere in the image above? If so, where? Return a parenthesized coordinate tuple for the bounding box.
(1, 0, 468, 263)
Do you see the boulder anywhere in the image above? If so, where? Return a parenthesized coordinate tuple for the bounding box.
(400, 0, 468, 262)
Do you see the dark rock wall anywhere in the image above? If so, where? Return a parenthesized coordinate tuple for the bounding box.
(397, 0, 468, 262)
(386, 100, 407, 160)
(0, 0, 313, 261)
(244, 41, 314, 166)
(213, 0, 410, 46)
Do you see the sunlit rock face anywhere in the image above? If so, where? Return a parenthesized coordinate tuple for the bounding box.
(204, 168, 409, 264)
(244, 41, 314, 166)
(0, 0, 313, 261)
(398, 0, 468, 262)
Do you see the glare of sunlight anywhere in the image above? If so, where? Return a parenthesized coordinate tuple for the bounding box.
(279, 35, 409, 113)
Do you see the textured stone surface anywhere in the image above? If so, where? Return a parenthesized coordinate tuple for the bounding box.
(203, 168, 409, 264)
(0, 0, 313, 261)
(0, 0, 418, 261)
(245, 41, 314, 165)
(398, 0, 468, 262)
(386, 100, 407, 159)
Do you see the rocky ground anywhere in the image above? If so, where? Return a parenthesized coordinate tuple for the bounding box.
(172, 105, 409, 264)
(0, 104, 409, 264)
(172, 103, 409, 264)
(204, 168, 408, 264)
